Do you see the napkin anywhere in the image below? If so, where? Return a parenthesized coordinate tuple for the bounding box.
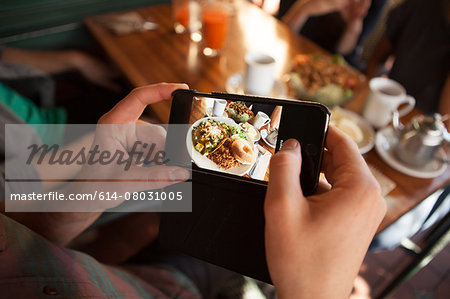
(251, 145, 272, 180)
(368, 164, 397, 197)
(95, 12, 156, 35)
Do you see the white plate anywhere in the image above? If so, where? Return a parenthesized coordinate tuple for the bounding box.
(187, 117, 257, 176)
(375, 126, 448, 178)
(226, 73, 288, 98)
(330, 108, 375, 154)
(260, 129, 276, 149)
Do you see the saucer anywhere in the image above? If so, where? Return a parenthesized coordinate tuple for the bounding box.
(375, 126, 448, 178)
(226, 73, 288, 98)
(260, 129, 276, 148)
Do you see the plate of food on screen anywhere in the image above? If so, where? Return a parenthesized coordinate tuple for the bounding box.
(187, 117, 257, 175)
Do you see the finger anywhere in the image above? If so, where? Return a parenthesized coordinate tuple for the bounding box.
(325, 125, 364, 168)
(324, 126, 377, 190)
(113, 165, 190, 191)
(265, 139, 305, 221)
(100, 83, 189, 124)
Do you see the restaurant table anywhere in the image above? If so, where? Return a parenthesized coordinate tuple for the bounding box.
(84, 0, 449, 233)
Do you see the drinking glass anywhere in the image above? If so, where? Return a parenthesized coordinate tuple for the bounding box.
(202, 0, 229, 56)
(172, 0, 202, 42)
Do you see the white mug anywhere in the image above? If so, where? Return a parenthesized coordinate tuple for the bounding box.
(253, 111, 271, 129)
(244, 53, 276, 96)
(362, 77, 415, 129)
(212, 99, 227, 116)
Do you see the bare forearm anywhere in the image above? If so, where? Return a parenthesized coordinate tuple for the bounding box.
(336, 20, 363, 55)
(282, 0, 313, 32)
(1, 47, 82, 74)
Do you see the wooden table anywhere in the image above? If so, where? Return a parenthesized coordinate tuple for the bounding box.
(85, 0, 449, 233)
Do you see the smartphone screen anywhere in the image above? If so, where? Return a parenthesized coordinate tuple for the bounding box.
(168, 90, 329, 195)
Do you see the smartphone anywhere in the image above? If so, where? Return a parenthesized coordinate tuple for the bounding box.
(160, 90, 329, 283)
(165, 89, 329, 194)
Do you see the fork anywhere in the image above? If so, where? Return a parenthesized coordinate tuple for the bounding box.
(249, 148, 263, 177)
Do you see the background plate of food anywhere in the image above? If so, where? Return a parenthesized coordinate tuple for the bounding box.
(187, 117, 257, 176)
(286, 53, 364, 107)
(330, 107, 375, 154)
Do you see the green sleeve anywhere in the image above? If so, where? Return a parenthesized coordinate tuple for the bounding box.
(0, 82, 66, 144)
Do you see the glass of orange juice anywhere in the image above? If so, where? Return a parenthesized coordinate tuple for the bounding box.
(202, 0, 229, 57)
(173, 0, 202, 42)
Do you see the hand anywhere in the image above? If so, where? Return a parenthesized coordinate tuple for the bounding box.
(264, 126, 386, 299)
(340, 0, 371, 24)
(282, 0, 349, 32)
(70, 83, 191, 211)
(305, 0, 349, 16)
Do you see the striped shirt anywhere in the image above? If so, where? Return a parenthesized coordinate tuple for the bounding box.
(0, 213, 200, 298)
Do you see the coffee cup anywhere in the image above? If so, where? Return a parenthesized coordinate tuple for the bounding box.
(244, 53, 276, 96)
(253, 111, 271, 129)
(362, 77, 415, 129)
(212, 99, 227, 116)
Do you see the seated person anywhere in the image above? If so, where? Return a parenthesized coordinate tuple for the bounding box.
(280, 0, 373, 55)
(365, 0, 450, 130)
(0, 83, 386, 298)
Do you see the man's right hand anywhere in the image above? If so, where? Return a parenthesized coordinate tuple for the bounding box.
(264, 126, 386, 299)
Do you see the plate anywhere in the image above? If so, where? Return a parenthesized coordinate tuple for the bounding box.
(186, 117, 257, 176)
(375, 126, 448, 178)
(286, 53, 365, 107)
(330, 107, 375, 154)
(260, 129, 276, 149)
(226, 73, 288, 98)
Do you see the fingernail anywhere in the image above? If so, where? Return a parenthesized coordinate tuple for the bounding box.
(281, 139, 299, 151)
(170, 168, 190, 181)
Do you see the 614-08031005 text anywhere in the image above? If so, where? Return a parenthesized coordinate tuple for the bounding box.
(9, 191, 184, 201)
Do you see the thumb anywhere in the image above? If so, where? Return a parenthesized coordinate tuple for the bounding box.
(265, 139, 305, 223)
(111, 165, 190, 192)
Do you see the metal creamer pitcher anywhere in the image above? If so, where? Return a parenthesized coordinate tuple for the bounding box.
(393, 111, 449, 166)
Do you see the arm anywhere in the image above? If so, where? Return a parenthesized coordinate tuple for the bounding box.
(269, 105, 282, 130)
(282, 0, 348, 32)
(365, 33, 393, 78)
(336, 0, 371, 55)
(438, 74, 450, 131)
(265, 126, 386, 298)
(1, 47, 83, 74)
(1, 47, 120, 91)
(3, 83, 190, 246)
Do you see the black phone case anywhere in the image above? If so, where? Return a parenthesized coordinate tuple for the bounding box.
(160, 90, 329, 284)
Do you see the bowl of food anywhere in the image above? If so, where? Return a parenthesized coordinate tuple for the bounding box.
(240, 122, 260, 142)
(287, 53, 364, 106)
(187, 117, 257, 175)
(226, 101, 254, 123)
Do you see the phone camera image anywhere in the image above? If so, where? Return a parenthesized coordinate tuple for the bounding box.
(167, 89, 329, 195)
(188, 96, 282, 182)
